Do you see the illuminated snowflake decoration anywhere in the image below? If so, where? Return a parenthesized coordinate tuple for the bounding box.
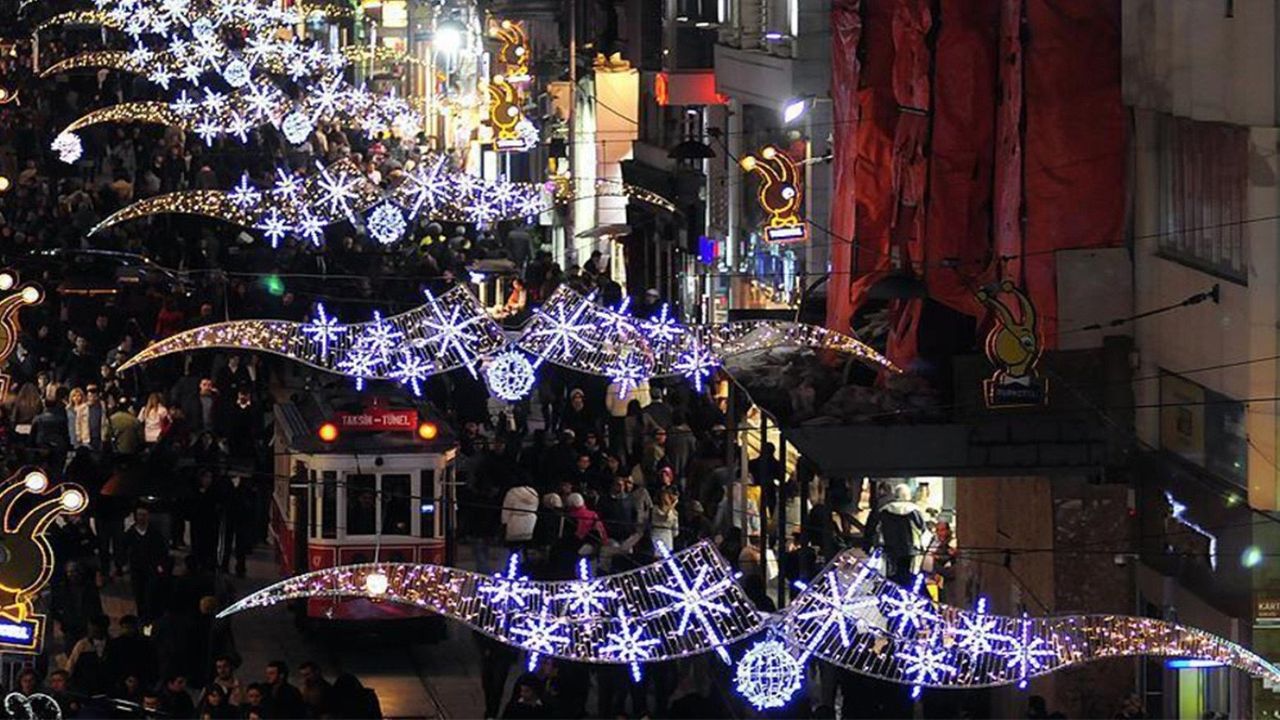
(281, 111, 313, 145)
(401, 156, 452, 217)
(510, 607, 570, 671)
(642, 304, 682, 345)
(521, 298, 596, 362)
(301, 303, 344, 358)
(672, 342, 719, 393)
(255, 208, 290, 248)
(416, 291, 488, 376)
(366, 203, 407, 245)
(478, 554, 539, 619)
(600, 608, 660, 682)
(605, 354, 647, 400)
(295, 211, 326, 246)
(336, 341, 379, 391)
(795, 562, 878, 649)
(653, 542, 732, 662)
(52, 133, 83, 164)
(363, 311, 403, 367)
(951, 600, 1013, 655)
(230, 173, 262, 209)
(271, 168, 303, 202)
(317, 164, 362, 222)
(879, 578, 940, 637)
(1000, 617, 1058, 689)
(484, 350, 536, 402)
(552, 559, 618, 617)
(735, 639, 803, 710)
(392, 351, 432, 397)
(898, 636, 957, 690)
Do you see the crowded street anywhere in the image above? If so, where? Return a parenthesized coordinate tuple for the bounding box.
(0, 0, 1277, 718)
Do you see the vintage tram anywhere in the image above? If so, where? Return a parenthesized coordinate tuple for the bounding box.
(272, 393, 457, 628)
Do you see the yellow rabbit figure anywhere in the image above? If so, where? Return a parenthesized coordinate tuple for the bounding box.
(978, 281, 1047, 406)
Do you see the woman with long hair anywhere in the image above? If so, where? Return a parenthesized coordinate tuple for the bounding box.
(138, 392, 170, 444)
(65, 387, 85, 446)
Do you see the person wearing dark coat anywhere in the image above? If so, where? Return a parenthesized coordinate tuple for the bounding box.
(330, 673, 382, 719)
(122, 505, 169, 620)
(158, 675, 196, 718)
(263, 661, 306, 719)
(104, 614, 157, 691)
(862, 484, 927, 585)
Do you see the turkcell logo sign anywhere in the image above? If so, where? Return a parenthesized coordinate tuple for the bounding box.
(0, 616, 41, 652)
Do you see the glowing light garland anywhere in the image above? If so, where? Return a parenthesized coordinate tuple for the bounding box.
(89, 155, 545, 239)
(217, 544, 1280, 696)
(118, 285, 900, 392)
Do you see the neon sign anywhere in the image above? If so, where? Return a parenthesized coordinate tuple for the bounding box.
(977, 281, 1048, 408)
(740, 146, 806, 243)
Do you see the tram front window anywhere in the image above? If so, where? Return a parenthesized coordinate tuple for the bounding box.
(382, 473, 411, 535)
(321, 471, 337, 539)
(348, 474, 377, 536)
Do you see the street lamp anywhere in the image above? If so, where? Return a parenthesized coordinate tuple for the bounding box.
(433, 18, 466, 55)
(781, 96, 811, 125)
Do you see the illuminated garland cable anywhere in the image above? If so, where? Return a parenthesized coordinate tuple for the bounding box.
(117, 284, 898, 392)
(218, 542, 763, 670)
(89, 157, 543, 241)
(215, 543, 1280, 696)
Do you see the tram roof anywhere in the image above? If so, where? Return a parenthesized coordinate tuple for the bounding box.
(275, 390, 458, 455)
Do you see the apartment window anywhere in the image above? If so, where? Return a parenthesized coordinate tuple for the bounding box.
(1156, 115, 1248, 283)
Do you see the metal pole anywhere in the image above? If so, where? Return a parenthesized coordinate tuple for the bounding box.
(566, 0, 576, 262)
(777, 435, 788, 603)
(757, 413, 768, 573)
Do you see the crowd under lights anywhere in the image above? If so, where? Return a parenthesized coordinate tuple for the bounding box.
(217, 542, 1280, 710)
(116, 285, 899, 399)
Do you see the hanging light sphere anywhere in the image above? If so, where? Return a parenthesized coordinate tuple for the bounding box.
(222, 59, 251, 88)
(734, 638, 803, 710)
(485, 350, 536, 401)
(367, 203, 407, 245)
(52, 132, 83, 164)
(281, 111, 314, 145)
(365, 570, 389, 596)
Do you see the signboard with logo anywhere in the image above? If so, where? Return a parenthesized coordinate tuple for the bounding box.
(335, 409, 418, 432)
(978, 282, 1048, 408)
(1256, 594, 1280, 627)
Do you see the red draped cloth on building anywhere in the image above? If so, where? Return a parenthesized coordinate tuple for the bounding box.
(826, 0, 1125, 364)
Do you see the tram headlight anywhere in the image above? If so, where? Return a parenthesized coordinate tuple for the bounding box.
(417, 422, 438, 441)
(318, 422, 339, 443)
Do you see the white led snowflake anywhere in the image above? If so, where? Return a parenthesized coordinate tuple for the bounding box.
(367, 203, 407, 245)
(301, 303, 344, 357)
(336, 342, 380, 391)
(509, 607, 570, 671)
(225, 113, 253, 143)
(272, 168, 302, 201)
(401, 156, 452, 217)
(194, 119, 221, 146)
(317, 164, 362, 222)
(296, 211, 326, 246)
(52, 133, 82, 164)
(230, 173, 262, 209)
(281, 111, 313, 145)
(553, 559, 618, 617)
(898, 637, 957, 688)
(392, 351, 432, 397)
(1000, 617, 1059, 688)
(363, 311, 404, 366)
(416, 291, 488, 376)
(605, 354, 647, 400)
(795, 562, 878, 649)
(478, 554, 539, 616)
(879, 580, 940, 636)
(201, 90, 227, 113)
(642, 303, 682, 345)
(600, 608, 660, 681)
(653, 542, 732, 662)
(952, 602, 1013, 655)
(255, 208, 290, 248)
(673, 342, 719, 393)
(520, 293, 596, 362)
(484, 350, 536, 401)
(173, 91, 198, 117)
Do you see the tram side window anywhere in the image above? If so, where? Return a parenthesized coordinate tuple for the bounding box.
(348, 474, 377, 536)
(382, 473, 411, 535)
(321, 471, 337, 539)
(420, 469, 435, 538)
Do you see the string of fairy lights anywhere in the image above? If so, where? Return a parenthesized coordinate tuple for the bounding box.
(116, 284, 898, 400)
(218, 542, 1280, 710)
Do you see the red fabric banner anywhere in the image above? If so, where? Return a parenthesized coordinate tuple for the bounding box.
(1023, 0, 1125, 346)
(825, 0, 861, 335)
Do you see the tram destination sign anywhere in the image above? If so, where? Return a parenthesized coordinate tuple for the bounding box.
(334, 409, 418, 432)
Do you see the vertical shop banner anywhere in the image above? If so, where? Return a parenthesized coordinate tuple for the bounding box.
(826, 0, 861, 334)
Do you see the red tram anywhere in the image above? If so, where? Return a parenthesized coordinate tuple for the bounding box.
(272, 394, 457, 627)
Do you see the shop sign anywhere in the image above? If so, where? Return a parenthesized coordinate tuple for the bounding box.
(335, 409, 418, 432)
(1256, 594, 1280, 626)
(978, 281, 1048, 408)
